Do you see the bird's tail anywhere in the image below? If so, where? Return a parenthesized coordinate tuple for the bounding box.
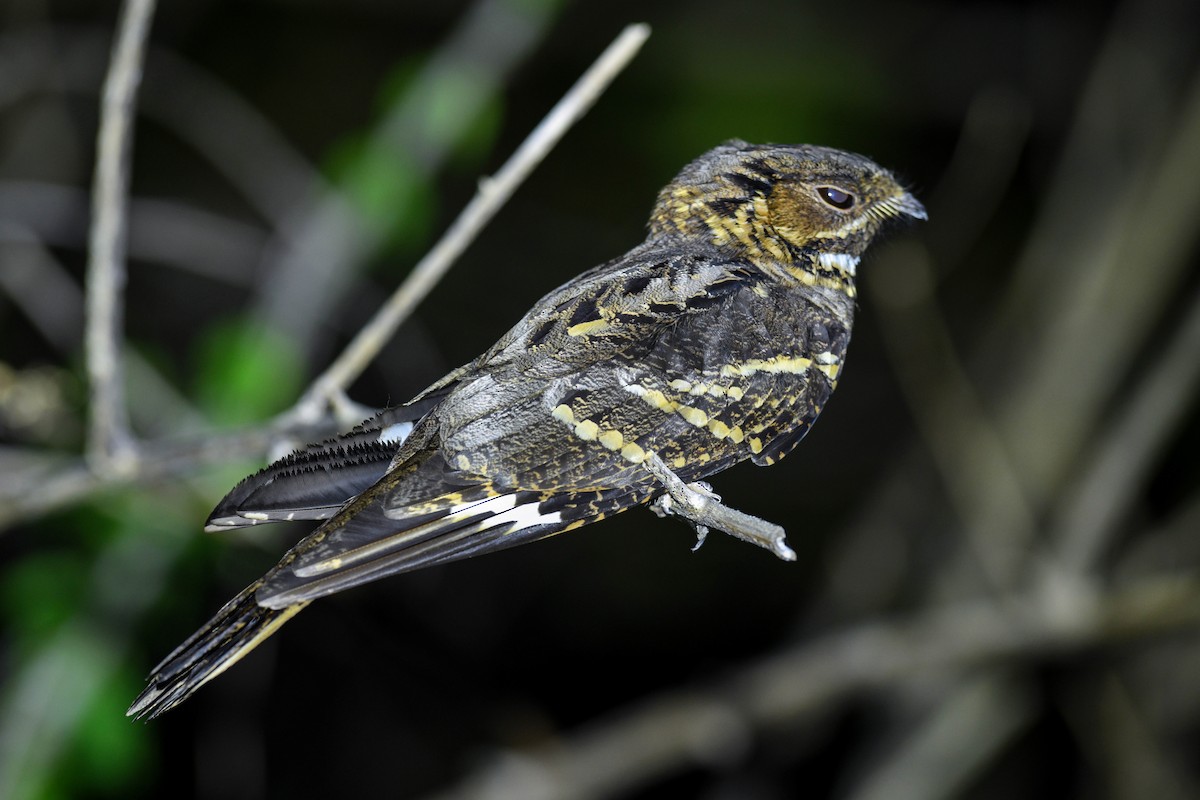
(127, 582, 307, 720)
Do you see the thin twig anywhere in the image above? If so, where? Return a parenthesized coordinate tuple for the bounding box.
(254, 0, 561, 354)
(0, 419, 339, 532)
(0, 180, 269, 287)
(286, 23, 652, 425)
(844, 673, 1035, 800)
(994, 56, 1200, 501)
(0, 23, 651, 532)
(84, 0, 157, 474)
(419, 575, 1200, 800)
(867, 242, 1038, 589)
(643, 451, 796, 561)
(1054, 279, 1200, 574)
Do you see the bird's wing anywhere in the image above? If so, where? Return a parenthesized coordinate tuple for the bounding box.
(204, 382, 459, 530)
(250, 251, 845, 608)
(254, 425, 654, 608)
(441, 249, 850, 489)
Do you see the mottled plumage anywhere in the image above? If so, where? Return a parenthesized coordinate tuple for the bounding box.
(129, 141, 925, 718)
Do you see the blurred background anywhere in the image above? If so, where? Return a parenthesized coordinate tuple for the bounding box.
(1, 0, 1199, 798)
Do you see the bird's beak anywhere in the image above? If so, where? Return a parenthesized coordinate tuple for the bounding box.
(882, 190, 927, 221)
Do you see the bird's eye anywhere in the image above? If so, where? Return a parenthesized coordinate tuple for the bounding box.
(817, 186, 855, 210)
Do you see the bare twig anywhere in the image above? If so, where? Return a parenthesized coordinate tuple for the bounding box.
(994, 62, 1200, 499)
(418, 576, 1200, 800)
(845, 674, 1035, 800)
(254, 0, 563, 353)
(1118, 489, 1200, 582)
(1054, 279, 1200, 574)
(643, 451, 796, 561)
(868, 242, 1038, 589)
(0, 180, 268, 287)
(923, 87, 1030, 270)
(0, 222, 85, 352)
(0, 419, 338, 531)
(1059, 673, 1195, 800)
(84, 0, 157, 474)
(286, 23, 652, 425)
(0, 27, 323, 237)
(0, 23, 650, 532)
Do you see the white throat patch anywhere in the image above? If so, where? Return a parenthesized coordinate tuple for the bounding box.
(816, 252, 860, 276)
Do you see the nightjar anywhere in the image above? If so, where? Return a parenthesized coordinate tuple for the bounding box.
(129, 140, 925, 718)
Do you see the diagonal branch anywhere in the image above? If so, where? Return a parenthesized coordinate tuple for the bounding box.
(867, 242, 1039, 589)
(285, 23, 651, 425)
(1054, 278, 1200, 574)
(84, 0, 157, 474)
(0, 23, 651, 533)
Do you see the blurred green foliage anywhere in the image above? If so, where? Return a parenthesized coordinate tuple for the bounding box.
(330, 137, 439, 246)
(63, 669, 152, 798)
(192, 318, 304, 426)
(1, 553, 87, 649)
(0, 488, 206, 800)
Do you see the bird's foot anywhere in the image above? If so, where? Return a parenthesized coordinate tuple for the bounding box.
(643, 453, 796, 562)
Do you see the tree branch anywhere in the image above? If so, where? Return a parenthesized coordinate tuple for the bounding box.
(0, 419, 338, 531)
(868, 242, 1039, 588)
(419, 575, 1200, 800)
(0, 23, 651, 532)
(286, 23, 651, 425)
(1053, 246, 1200, 574)
(643, 451, 796, 561)
(84, 0, 157, 474)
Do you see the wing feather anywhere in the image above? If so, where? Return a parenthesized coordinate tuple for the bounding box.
(205, 388, 452, 530)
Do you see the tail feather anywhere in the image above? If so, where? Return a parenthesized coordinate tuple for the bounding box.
(130, 418, 662, 717)
(127, 583, 306, 720)
(258, 491, 566, 609)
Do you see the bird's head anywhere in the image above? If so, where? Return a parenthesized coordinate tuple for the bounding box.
(648, 140, 925, 288)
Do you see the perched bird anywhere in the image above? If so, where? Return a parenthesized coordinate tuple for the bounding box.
(129, 141, 925, 718)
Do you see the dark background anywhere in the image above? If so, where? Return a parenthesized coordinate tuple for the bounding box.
(2, 0, 1199, 798)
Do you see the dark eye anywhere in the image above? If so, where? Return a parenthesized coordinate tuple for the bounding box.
(817, 186, 855, 209)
